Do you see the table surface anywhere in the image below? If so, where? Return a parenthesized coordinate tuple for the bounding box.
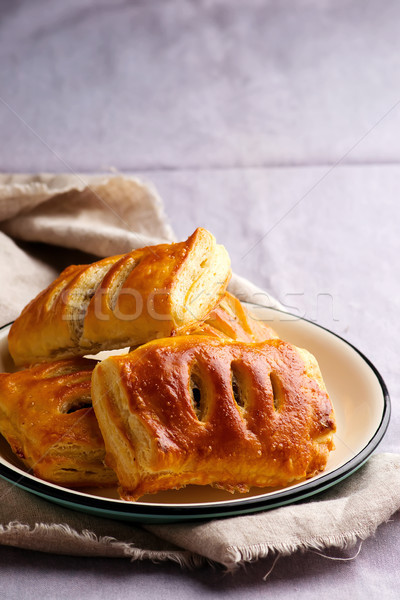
(1, 0, 399, 597)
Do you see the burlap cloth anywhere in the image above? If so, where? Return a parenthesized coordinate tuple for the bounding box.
(0, 174, 398, 570)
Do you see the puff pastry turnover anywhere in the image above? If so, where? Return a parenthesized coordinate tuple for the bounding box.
(92, 336, 336, 500)
(193, 292, 279, 342)
(0, 358, 117, 487)
(8, 228, 231, 366)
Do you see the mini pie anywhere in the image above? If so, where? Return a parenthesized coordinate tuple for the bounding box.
(0, 358, 117, 487)
(8, 228, 231, 366)
(91, 336, 336, 500)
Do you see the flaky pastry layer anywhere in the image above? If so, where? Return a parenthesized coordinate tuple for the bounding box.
(192, 292, 279, 342)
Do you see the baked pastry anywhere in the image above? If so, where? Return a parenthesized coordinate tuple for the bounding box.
(91, 336, 336, 501)
(0, 358, 117, 487)
(192, 292, 279, 342)
(8, 228, 231, 366)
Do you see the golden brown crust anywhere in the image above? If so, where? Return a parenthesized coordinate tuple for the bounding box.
(92, 336, 336, 501)
(8, 228, 231, 366)
(0, 358, 117, 487)
(191, 292, 279, 342)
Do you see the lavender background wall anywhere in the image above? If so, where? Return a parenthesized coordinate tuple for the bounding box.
(1, 1, 399, 597)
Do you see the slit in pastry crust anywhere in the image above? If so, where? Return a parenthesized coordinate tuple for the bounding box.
(269, 371, 285, 412)
(189, 365, 208, 422)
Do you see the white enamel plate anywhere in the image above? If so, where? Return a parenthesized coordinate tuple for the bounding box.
(0, 305, 390, 523)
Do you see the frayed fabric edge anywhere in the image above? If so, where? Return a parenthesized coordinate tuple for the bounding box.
(223, 528, 376, 571)
(0, 521, 203, 569)
(0, 521, 391, 572)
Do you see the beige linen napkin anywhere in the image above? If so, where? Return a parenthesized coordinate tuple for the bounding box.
(0, 174, 397, 570)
